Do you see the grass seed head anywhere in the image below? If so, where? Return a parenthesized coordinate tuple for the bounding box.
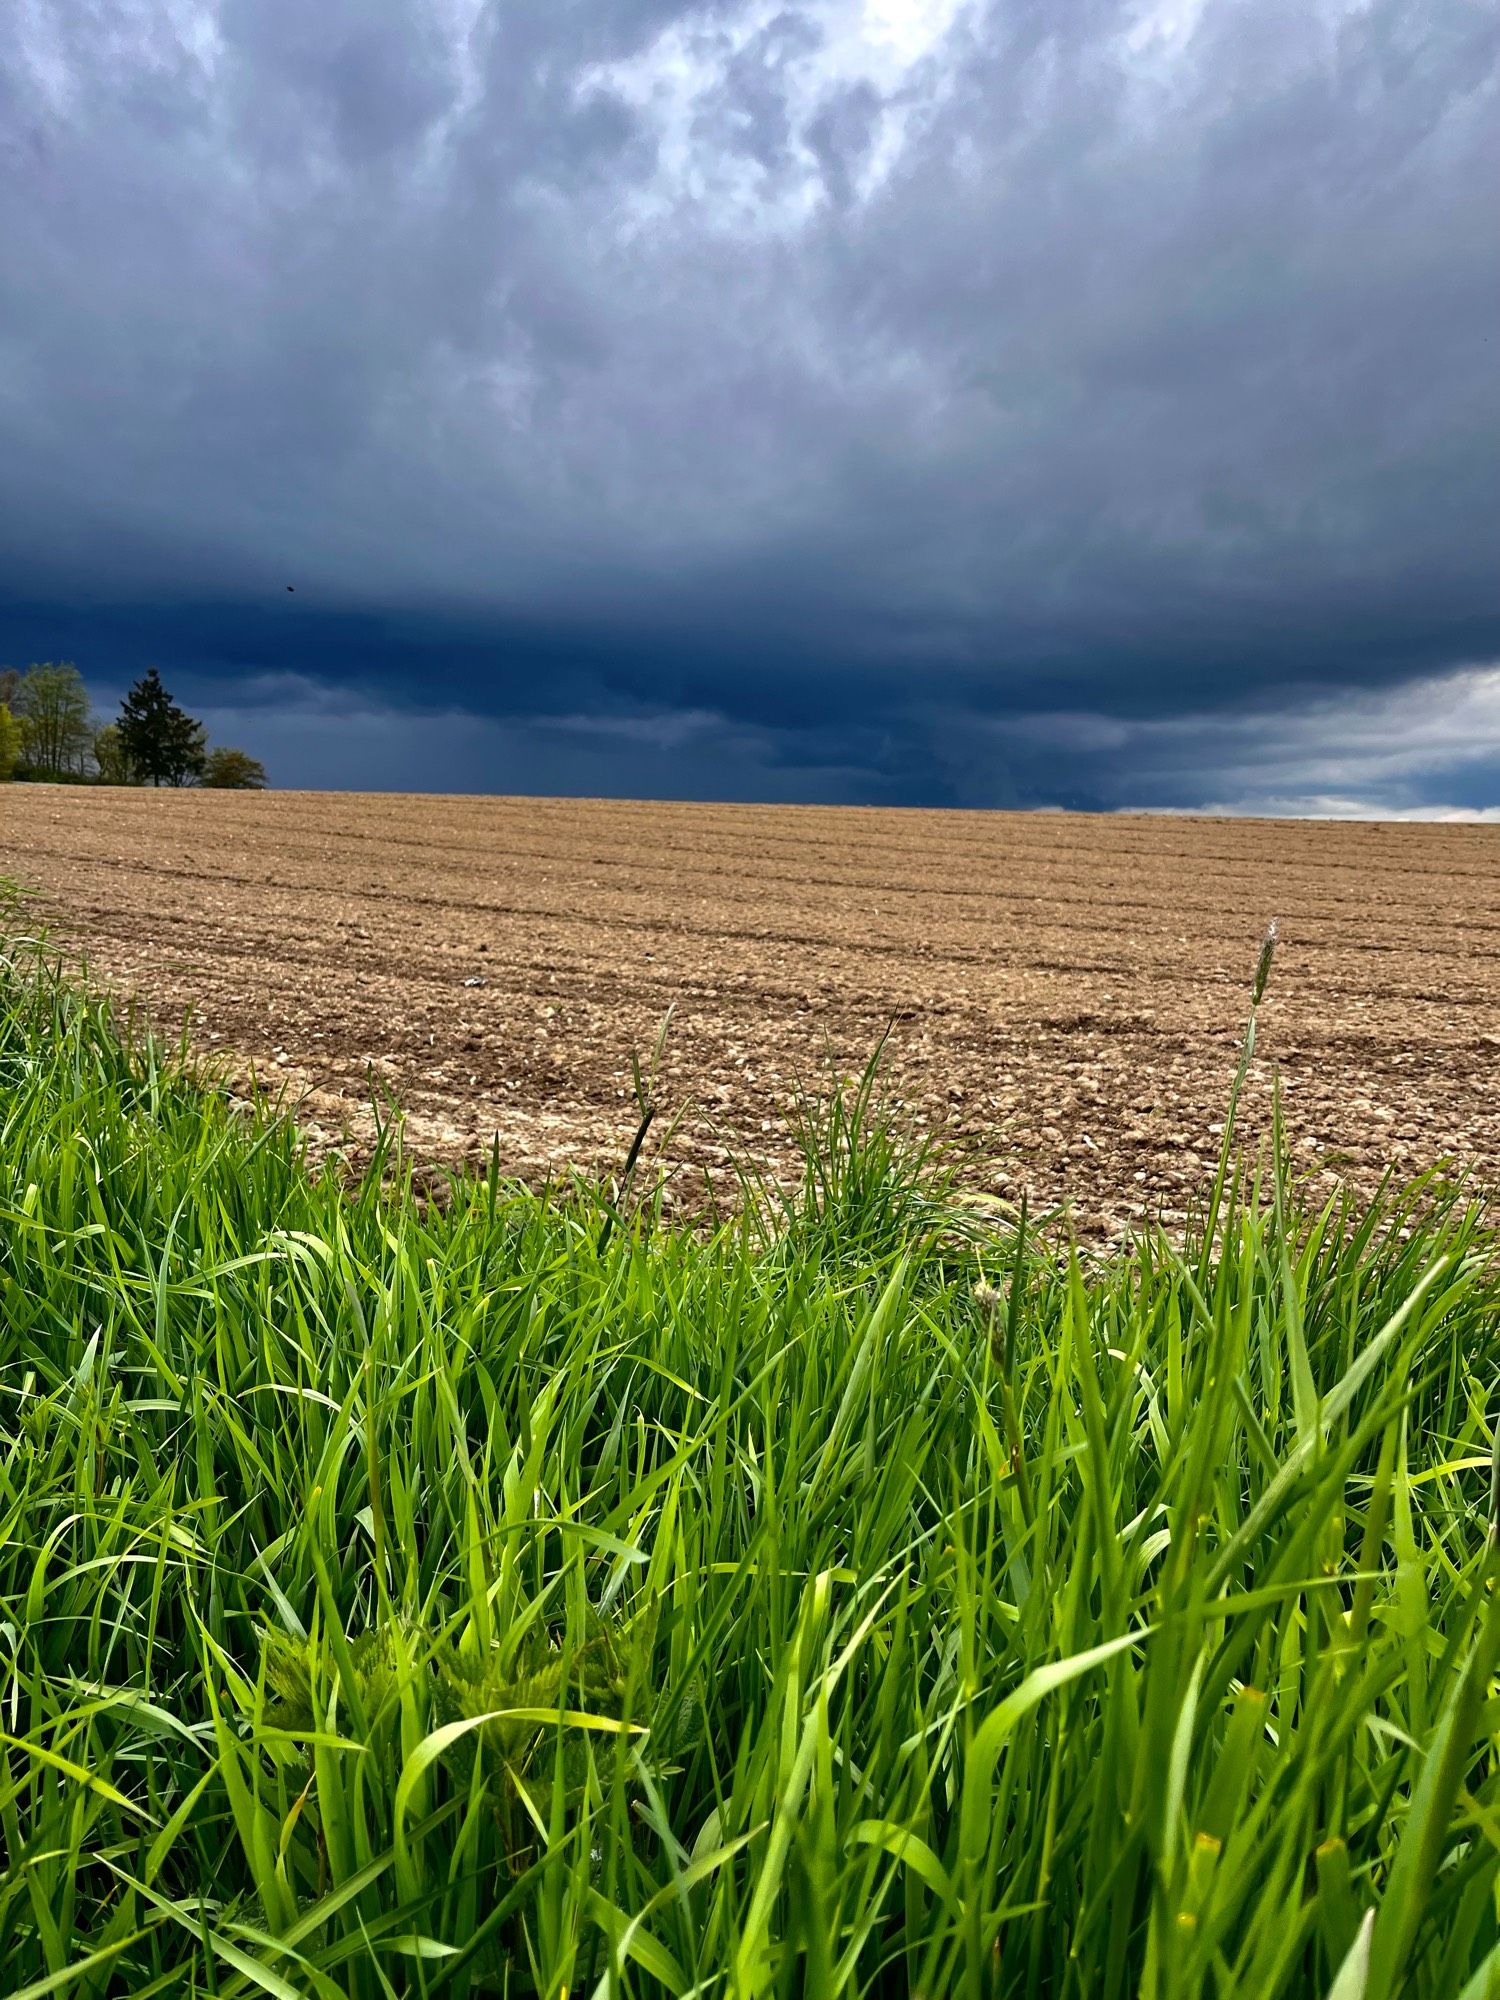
(1252, 918, 1278, 1007)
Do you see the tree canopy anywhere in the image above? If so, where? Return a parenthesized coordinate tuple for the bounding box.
(117, 669, 208, 788)
(92, 723, 132, 786)
(202, 746, 268, 790)
(0, 661, 270, 789)
(0, 704, 20, 783)
(13, 662, 94, 778)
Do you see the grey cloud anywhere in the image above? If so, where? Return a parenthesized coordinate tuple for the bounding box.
(184, 673, 889, 802)
(997, 660, 1500, 814)
(2, 0, 1498, 806)
(803, 80, 882, 207)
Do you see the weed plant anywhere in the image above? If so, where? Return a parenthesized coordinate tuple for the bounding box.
(1, 920, 1498, 1997)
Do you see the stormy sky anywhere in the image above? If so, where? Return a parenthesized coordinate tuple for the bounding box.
(3, 0, 1498, 813)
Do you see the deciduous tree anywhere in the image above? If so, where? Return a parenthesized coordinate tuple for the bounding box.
(15, 662, 94, 777)
(0, 704, 21, 781)
(202, 746, 268, 790)
(92, 723, 135, 786)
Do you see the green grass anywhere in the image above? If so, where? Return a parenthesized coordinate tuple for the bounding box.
(2, 921, 1499, 1998)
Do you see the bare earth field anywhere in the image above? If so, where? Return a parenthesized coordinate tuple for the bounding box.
(6, 787, 1499, 1238)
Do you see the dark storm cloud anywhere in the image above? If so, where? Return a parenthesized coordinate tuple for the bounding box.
(2, 0, 1497, 809)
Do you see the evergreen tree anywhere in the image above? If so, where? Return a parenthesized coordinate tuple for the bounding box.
(117, 670, 207, 787)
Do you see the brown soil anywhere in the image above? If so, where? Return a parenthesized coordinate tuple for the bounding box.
(6, 787, 1499, 1238)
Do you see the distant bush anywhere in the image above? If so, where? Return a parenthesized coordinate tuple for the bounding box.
(202, 745, 268, 789)
(0, 703, 19, 781)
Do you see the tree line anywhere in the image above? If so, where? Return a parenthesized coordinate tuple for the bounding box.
(0, 663, 267, 789)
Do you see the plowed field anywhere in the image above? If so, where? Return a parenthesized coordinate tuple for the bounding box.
(7, 787, 1499, 1236)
